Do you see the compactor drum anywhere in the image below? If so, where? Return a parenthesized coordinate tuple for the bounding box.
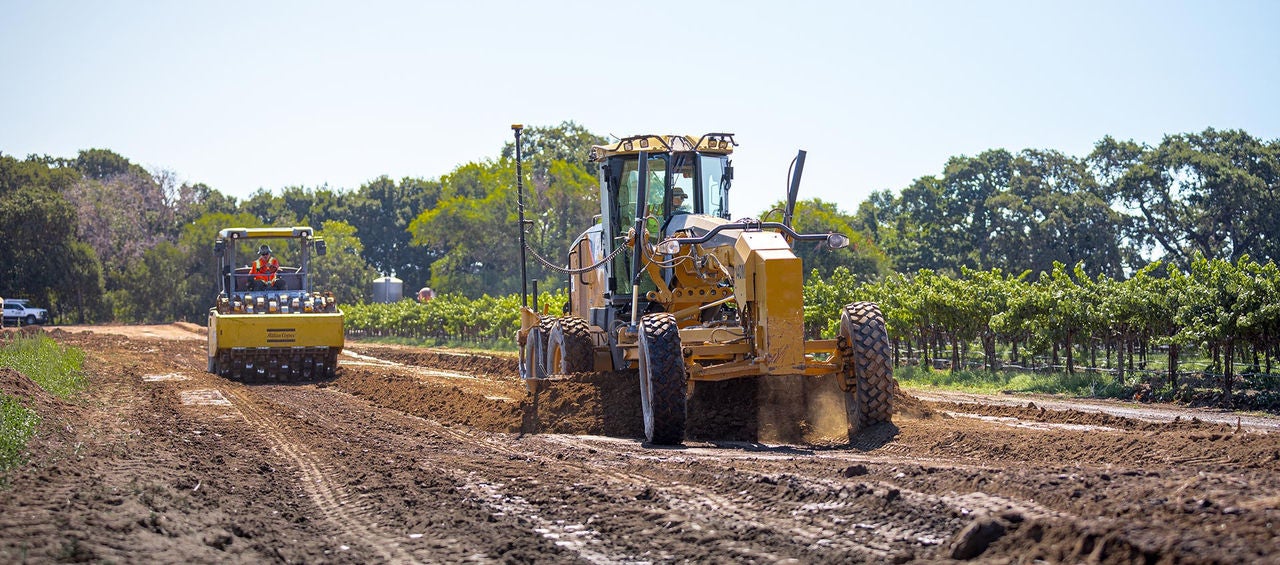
(514, 130, 896, 445)
(207, 227, 343, 382)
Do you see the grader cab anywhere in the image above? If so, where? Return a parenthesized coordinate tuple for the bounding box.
(516, 130, 895, 445)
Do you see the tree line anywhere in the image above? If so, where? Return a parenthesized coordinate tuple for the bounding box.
(854, 128, 1280, 278)
(0, 123, 605, 323)
(1, 125, 1276, 330)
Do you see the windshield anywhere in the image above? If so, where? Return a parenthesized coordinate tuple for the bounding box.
(605, 151, 731, 296)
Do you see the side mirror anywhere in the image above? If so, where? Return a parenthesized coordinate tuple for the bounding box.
(213, 241, 225, 253)
(315, 240, 328, 256)
(826, 233, 850, 250)
(724, 164, 734, 181)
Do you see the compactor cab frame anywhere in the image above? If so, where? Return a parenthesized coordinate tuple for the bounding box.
(516, 130, 895, 445)
(207, 227, 344, 382)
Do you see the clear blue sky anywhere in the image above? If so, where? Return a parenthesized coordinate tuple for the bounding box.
(2, 1, 1277, 214)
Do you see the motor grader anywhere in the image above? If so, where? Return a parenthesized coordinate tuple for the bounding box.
(515, 129, 895, 445)
(207, 227, 343, 382)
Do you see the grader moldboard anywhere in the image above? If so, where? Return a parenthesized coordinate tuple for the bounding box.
(514, 127, 895, 445)
(207, 227, 344, 382)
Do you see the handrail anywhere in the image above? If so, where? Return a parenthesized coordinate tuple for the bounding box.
(667, 220, 833, 246)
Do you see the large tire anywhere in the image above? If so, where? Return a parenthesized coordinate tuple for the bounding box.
(25, 315, 36, 326)
(838, 302, 896, 434)
(522, 316, 556, 380)
(638, 313, 687, 445)
(548, 316, 594, 374)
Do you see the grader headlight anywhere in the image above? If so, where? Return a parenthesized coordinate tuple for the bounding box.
(656, 239, 681, 255)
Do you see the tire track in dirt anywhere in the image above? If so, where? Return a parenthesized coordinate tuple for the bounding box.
(361, 407, 655, 562)
(326, 396, 886, 561)
(219, 385, 415, 563)
(244, 384, 582, 562)
(420, 422, 959, 561)
(525, 434, 1082, 559)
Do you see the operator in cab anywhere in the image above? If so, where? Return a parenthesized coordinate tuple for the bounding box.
(250, 245, 284, 290)
(671, 186, 691, 214)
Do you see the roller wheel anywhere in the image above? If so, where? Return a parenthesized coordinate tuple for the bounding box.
(548, 316, 594, 374)
(302, 355, 316, 380)
(324, 351, 338, 378)
(838, 302, 896, 435)
(638, 313, 687, 445)
(522, 316, 555, 380)
(214, 352, 234, 379)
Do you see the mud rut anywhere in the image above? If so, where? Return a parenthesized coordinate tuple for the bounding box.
(1, 327, 1278, 563)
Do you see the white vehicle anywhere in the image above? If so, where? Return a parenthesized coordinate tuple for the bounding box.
(3, 299, 49, 326)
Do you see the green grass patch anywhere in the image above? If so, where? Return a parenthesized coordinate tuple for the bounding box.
(0, 333, 87, 398)
(896, 366, 1126, 397)
(0, 333, 85, 478)
(0, 395, 40, 474)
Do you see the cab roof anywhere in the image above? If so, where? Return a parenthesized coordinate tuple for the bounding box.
(589, 133, 736, 162)
(216, 227, 316, 241)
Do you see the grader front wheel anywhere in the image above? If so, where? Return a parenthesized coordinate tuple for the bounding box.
(838, 302, 896, 435)
(638, 313, 687, 445)
(548, 316, 594, 374)
(522, 316, 556, 381)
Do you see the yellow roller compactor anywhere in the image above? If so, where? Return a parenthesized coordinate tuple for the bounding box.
(207, 227, 343, 382)
(513, 127, 896, 445)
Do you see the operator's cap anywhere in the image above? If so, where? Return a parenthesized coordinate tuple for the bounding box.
(258, 244, 272, 256)
(672, 187, 687, 198)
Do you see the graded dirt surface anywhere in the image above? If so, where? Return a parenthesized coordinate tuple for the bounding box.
(1, 326, 1278, 563)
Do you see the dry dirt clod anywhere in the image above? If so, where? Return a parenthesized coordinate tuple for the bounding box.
(841, 464, 869, 477)
(949, 515, 1008, 560)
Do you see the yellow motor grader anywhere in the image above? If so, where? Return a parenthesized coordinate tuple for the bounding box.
(207, 227, 343, 382)
(514, 128, 895, 445)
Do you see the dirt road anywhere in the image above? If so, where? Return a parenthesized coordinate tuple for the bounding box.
(1, 326, 1278, 563)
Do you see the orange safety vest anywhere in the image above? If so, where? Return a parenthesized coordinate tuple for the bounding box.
(251, 256, 279, 282)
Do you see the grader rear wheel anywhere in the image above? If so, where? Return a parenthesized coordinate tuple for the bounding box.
(638, 313, 687, 445)
(548, 316, 594, 374)
(838, 302, 895, 435)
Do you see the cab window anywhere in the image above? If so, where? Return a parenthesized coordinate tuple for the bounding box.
(611, 155, 667, 295)
(698, 155, 729, 218)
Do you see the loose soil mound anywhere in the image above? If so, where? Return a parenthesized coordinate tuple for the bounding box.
(0, 368, 62, 413)
(337, 348, 930, 445)
(330, 368, 525, 432)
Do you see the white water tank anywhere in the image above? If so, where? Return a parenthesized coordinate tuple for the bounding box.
(372, 276, 403, 303)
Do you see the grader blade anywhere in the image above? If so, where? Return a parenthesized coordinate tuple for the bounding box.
(755, 374, 860, 445)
